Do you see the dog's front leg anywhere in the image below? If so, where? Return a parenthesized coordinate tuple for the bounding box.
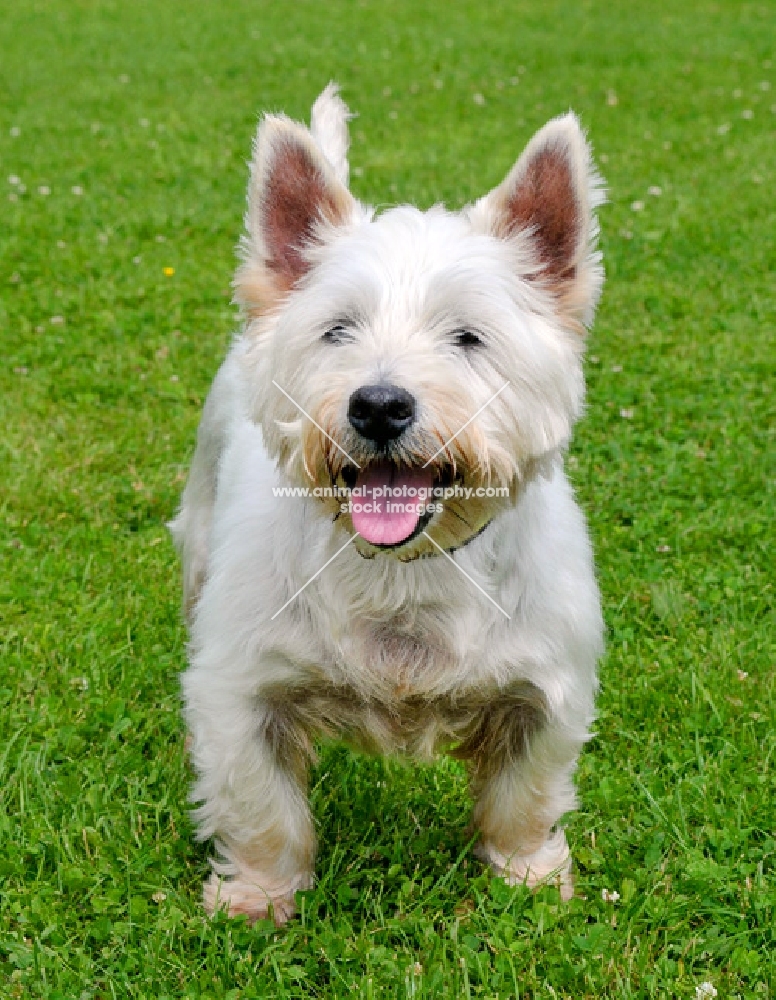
(184, 676, 315, 925)
(461, 705, 584, 901)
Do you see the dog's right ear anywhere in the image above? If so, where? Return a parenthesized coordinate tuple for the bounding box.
(471, 113, 605, 332)
(235, 105, 357, 317)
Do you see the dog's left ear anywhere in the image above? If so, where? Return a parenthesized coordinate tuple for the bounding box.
(473, 113, 605, 331)
(235, 87, 358, 317)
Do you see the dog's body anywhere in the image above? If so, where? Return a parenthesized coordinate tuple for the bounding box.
(171, 85, 605, 924)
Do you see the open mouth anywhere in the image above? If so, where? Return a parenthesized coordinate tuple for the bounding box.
(338, 461, 452, 549)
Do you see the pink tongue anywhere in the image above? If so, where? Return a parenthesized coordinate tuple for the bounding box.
(351, 463, 435, 546)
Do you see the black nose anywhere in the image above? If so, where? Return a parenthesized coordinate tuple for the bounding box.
(348, 384, 416, 444)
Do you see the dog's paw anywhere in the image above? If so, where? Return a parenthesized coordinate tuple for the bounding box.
(476, 829, 574, 901)
(203, 869, 311, 927)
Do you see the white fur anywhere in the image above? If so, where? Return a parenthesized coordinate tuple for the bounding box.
(310, 81, 353, 186)
(171, 86, 606, 924)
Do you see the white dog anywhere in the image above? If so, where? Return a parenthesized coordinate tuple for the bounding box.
(171, 84, 605, 925)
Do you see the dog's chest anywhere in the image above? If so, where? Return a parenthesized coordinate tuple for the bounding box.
(336, 614, 458, 700)
(288, 611, 544, 761)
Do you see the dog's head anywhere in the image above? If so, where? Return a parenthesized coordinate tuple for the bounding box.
(236, 84, 604, 560)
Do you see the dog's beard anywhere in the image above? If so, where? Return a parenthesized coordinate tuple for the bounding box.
(291, 416, 516, 560)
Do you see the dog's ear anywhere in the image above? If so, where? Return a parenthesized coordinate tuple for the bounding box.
(474, 113, 606, 330)
(310, 82, 353, 187)
(235, 95, 357, 316)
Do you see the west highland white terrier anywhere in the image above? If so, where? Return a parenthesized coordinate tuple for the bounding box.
(171, 83, 606, 925)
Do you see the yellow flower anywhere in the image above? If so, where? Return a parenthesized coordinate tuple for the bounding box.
(163, 266, 175, 276)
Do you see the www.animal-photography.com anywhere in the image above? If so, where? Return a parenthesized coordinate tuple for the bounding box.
(1, 2, 773, 997)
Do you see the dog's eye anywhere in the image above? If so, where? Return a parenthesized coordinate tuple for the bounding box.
(322, 324, 353, 344)
(453, 329, 482, 348)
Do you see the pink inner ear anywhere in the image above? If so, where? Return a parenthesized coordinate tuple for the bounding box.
(262, 138, 341, 289)
(505, 145, 580, 281)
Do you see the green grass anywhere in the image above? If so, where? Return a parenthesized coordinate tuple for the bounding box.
(1, 0, 774, 996)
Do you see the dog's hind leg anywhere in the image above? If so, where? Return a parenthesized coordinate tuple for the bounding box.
(460, 703, 585, 901)
(183, 671, 315, 925)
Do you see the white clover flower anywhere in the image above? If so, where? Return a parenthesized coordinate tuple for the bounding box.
(8, 175, 20, 186)
(71, 185, 83, 196)
(473, 93, 485, 105)
(38, 185, 51, 196)
(10, 126, 20, 137)
(696, 984, 717, 1000)
(601, 888, 620, 903)
(648, 185, 662, 196)
(631, 200, 644, 212)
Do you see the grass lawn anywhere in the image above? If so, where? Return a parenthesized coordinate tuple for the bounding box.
(1, 0, 774, 996)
